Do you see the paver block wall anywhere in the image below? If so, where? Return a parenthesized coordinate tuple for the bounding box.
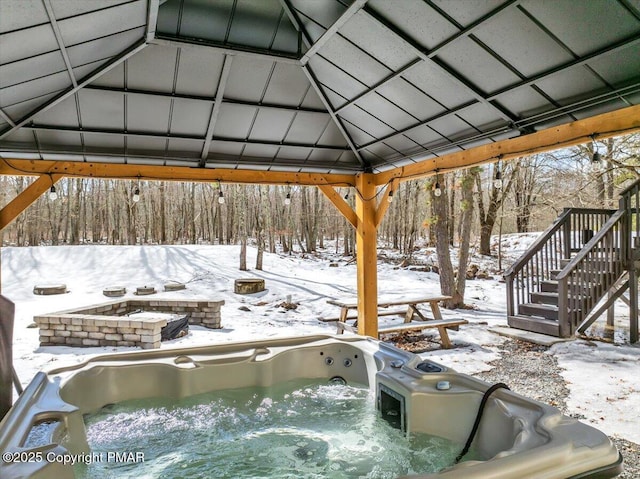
(35, 299, 224, 349)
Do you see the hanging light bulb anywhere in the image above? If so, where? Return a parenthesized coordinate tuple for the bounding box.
(132, 186, 140, 203)
(493, 170, 503, 189)
(48, 185, 58, 201)
(284, 192, 291, 206)
(344, 192, 349, 200)
(434, 182, 442, 197)
(592, 151, 601, 162)
(387, 189, 394, 203)
(218, 190, 225, 204)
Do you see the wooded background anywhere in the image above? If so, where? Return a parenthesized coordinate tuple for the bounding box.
(3, 135, 637, 254)
(2, 134, 638, 307)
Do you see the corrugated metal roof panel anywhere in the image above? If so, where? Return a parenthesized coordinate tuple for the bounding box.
(169, 98, 211, 137)
(0, 0, 48, 34)
(0, 0, 638, 175)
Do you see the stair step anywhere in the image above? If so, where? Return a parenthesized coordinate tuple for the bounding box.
(530, 292, 559, 305)
(519, 303, 559, 320)
(507, 315, 561, 337)
(540, 279, 610, 294)
(541, 280, 559, 293)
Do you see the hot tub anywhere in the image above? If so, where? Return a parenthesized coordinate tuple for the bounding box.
(0, 335, 622, 478)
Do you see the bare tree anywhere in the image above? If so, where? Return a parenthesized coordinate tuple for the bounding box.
(454, 168, 476, 306)
(430, 173, 458, 308)
(476, 163, 514, 255)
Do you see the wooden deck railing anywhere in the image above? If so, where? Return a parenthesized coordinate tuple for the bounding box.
(556, 210, 626, 336)
(506, 178, 640, 339)
(505, 208, 615, 318)
(619, 179, 640, 259)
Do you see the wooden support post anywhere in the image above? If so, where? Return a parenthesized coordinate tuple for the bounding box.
(0, 174, 62, 230)
(0, 295, 15, 420)
(630, 267, 639, 343)
(355, 173, 378, 337)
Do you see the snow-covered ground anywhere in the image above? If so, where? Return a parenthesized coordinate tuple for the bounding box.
(1, 236, 639, 443)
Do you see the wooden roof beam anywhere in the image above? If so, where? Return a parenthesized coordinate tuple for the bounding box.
(374, 104, 640, 186)
(0, 159, 356, 188)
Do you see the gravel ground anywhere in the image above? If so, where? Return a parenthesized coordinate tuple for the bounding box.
(391, 335, 639, 477)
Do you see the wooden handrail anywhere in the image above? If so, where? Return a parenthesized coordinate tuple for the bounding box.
(555, 210, 625, 281)
(618, 178, 640, 197)
(504, 209, 572, 278)
(504, 208, 616, 278)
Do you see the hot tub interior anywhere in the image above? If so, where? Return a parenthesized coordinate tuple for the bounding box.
(78, 379, 469, 479)
(0, 335, 623, 479)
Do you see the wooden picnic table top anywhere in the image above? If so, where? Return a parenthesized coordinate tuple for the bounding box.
(326, 295, 452, 309)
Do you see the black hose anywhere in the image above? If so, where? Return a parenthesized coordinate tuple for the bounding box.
(454, 382, 510, 464)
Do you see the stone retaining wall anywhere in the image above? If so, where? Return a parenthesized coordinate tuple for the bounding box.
(35, 299, 224, 349)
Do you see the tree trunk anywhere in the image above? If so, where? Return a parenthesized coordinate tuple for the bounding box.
(240, 238, 247, 271)
(476, 166, 513, 256)
(239, 186, 248, 270)
(431, 174, 458, 308)
(453, 169, 476, 307)
(126, 183, 136, 245)
(70, 178, 82, 244)
(159, 182, 167, 244)
(255, 186, 264, 270)
(448, 173, 456, 246)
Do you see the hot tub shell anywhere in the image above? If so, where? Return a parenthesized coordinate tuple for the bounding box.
(0, 335, 623, 478)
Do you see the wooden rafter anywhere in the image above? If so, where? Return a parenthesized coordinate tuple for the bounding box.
(318, 185, 357, 228)
(0, 175, 62, 230)
(374, 180, 396, 228)
(374, 104, 640, 186)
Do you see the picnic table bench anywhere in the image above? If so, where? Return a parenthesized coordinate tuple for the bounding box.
(324, 296, 468, 349)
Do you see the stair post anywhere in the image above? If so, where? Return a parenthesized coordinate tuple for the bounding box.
(630, 268, 639, 343)
(506, 275, 514, 317)
(562, 208, 572, 258)
(557, 278, 570, 337)
(619, 194, 638, 343)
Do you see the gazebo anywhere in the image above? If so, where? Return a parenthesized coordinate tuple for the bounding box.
(1, 0, 639, 340)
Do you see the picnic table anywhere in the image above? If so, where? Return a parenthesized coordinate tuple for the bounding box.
(324, 296, 468, 348)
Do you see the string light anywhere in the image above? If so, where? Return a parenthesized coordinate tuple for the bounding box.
(48, 185, 58, 201)
(387, 189, 394, 203)
(218, 189, 225, 204)
(132, 186, 140, 202)
(591, 135, 601, 162)
(284, 192, 291, 206)
(47, 174, 58, 201)
(434, 181, 442, 197)
(493, 169, 503, 189)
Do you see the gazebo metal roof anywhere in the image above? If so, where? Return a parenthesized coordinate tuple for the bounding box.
(1, 0, 639, 176)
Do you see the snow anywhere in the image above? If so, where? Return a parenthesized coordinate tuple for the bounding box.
(2, 237, 639, 443)
(551, 340, 640, 442)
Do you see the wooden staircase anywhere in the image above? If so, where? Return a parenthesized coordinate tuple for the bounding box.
(505, 180, 640, 343)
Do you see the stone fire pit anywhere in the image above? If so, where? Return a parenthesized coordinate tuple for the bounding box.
(35, 298, 224, 349)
